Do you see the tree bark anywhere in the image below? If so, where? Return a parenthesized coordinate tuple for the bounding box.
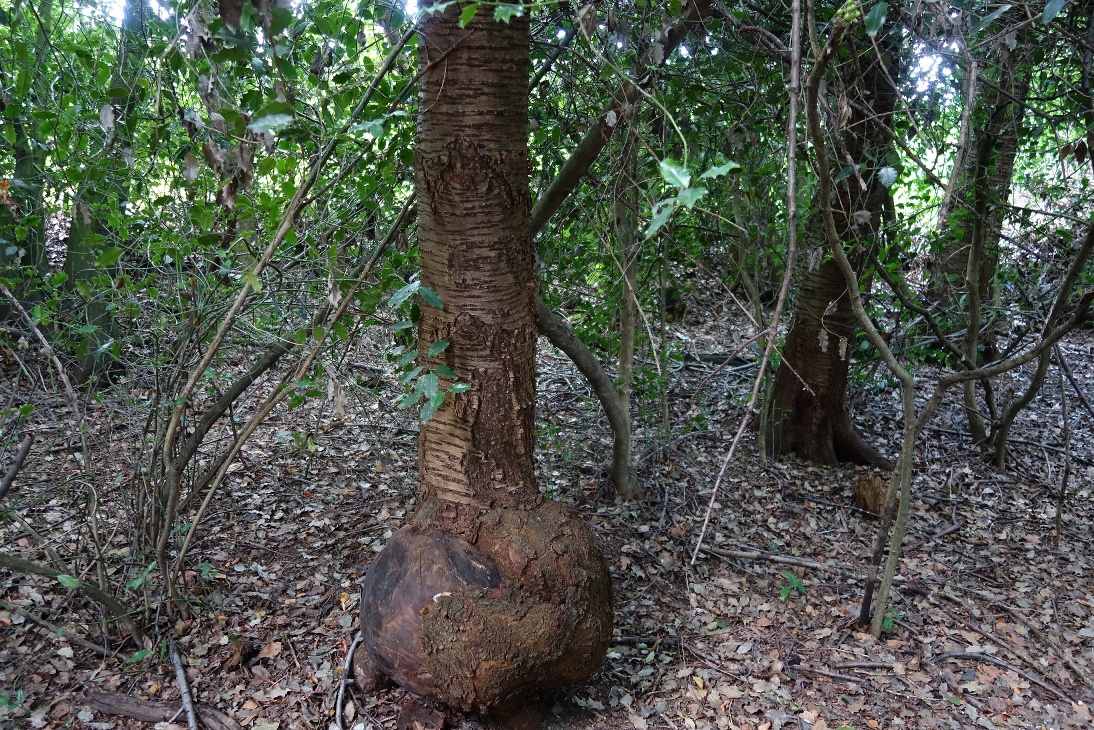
(358, 5, 611, 717)
(765, 24, 899, 470)
(613, 134, 639, 498)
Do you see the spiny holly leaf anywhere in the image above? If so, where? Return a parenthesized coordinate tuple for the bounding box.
(96, 246, 124, 267)
(388, 280, 420, 309)
(459, 3, 478, 27)
(659, 158, 691, 189)
(418, 285, 443, 308)
(675, 187, 707, 209)
(494, 3, 524, 23)
(646, 198, 675, 238)
(699, 161, 741, 180)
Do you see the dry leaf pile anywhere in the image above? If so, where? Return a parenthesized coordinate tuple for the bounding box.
(1, 313, 1092, 730)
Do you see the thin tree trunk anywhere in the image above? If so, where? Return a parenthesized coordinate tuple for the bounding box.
(614, 134, 639, 498)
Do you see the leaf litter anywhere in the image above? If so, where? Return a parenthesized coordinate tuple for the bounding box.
(1, 312, 1092, 730)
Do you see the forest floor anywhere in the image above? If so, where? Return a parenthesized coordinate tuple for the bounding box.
(1, 301, 1093, 730)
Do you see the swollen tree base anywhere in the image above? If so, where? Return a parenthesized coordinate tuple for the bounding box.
(359, 501, 612, 713)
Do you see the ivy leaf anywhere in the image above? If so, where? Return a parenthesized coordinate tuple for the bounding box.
(434, 365, 457, 378)
(699, 161, 741, 180)
(864, 2, 887, 37)
(427, 339, 450, 356)
(388, 280, 420, 309)
(1042, 0, 1066, 24)
(659, 158, 691, 189)
(459, 3, 478, 27)
(395, 349, 419, 368)
(449, 381, 471, 393)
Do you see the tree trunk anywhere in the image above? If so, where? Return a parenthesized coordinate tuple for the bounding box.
(613, 133, 639, 498)
(764, 24, 899, 470)
(767, 256, 891, 468)
(932, 26, 1031, 444)
(358, 5, 611, 717)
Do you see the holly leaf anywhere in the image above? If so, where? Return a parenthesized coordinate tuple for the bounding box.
(659, 158, 691, 189)
(459, 4, 478, 27)
(388, 280, 419, 309)
(675, 187, 707, 208)
(699, 161, 741, 179)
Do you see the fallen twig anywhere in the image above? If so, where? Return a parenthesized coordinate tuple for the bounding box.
(337, 632, 365, 730)
(0, 550, 141, 641)
(943, 586, 1094, 692)
(933, 652, 1075, 703)
(85, 692, 242, 730)
(700, 545, 879, 582)
(169, 640, 198, 730)
(0, 598, 107, 654)
(788, 664, 866, 685)
(0, 432, 33, 503)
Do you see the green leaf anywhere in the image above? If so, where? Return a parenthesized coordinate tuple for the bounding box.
(247, 113, 293, 133)
(242, 271, 263, 293)
(448, 381, 471, 393)
(494, 3, 524, 23)
(864, 2, 887, 37)
(1042, 0, 1066, 24)
(833, 165, 856, 183)
(418, 373, 439, 399)
(388, 280, 419, 309)
(645, 199, 676, 238)
(74, 280, 93, 299)
(427, 339, 450, 356)
(400, 365, 423, 385)
(459, 3, 479, 27)
(699, 161, 741, 179)
(675, 187, 707, 208)
(390, 319, 414, 332)
(56, 575, 82, 589)
(418, 285, 442, 309)
(659, 158, 691, 189)
(420, 392, 445, 423)
(395, 349, 419, 368)
(972, 4, 1012, 34)
(96, 247, 124, 267)
(126, 647, 153, 664)
(434, 365, 457, 378)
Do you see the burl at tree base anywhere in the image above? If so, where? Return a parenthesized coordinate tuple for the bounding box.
(360, 501, 612, 712)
